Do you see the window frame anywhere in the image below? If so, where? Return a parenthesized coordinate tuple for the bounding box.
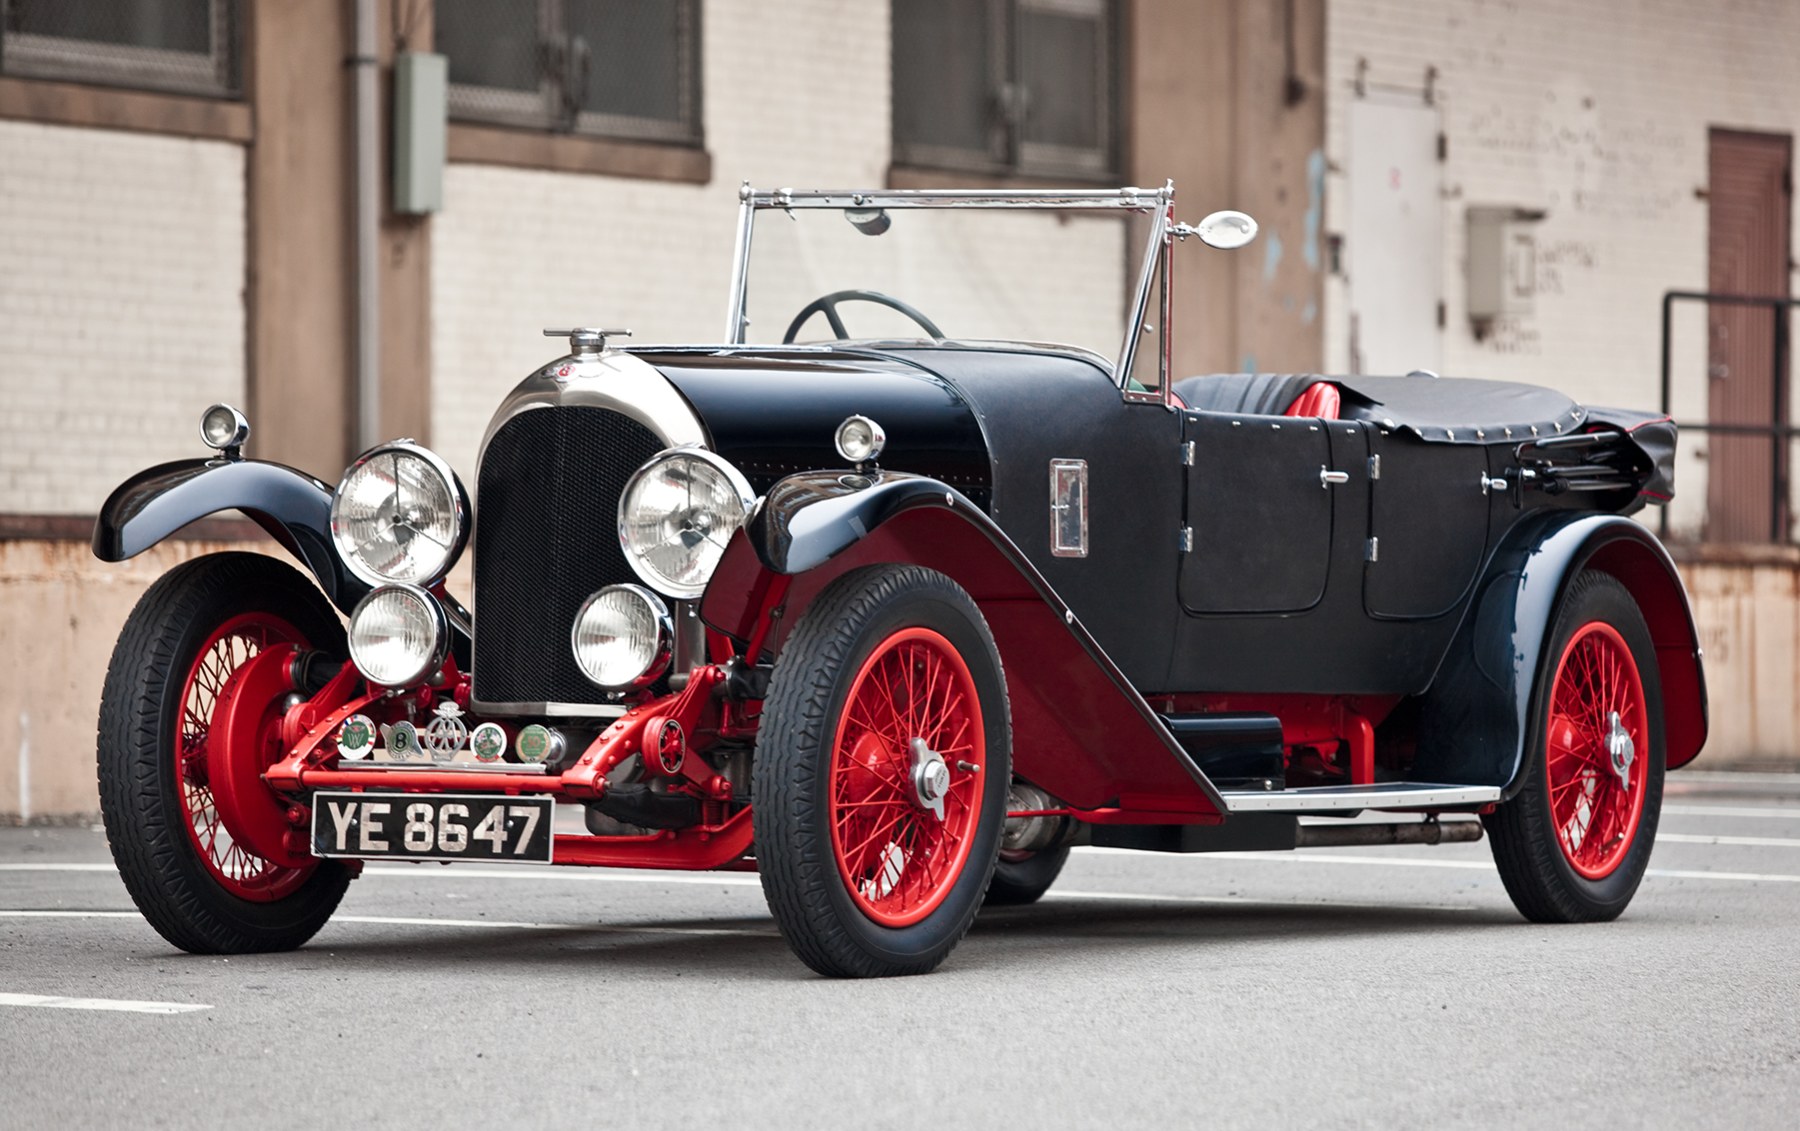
(891, 0, 1119, 182)
(442, 0, 703, 147)
(0, 0, 239, 99)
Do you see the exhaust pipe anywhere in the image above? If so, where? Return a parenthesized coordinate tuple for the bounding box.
(1295, 820, 1484, 849)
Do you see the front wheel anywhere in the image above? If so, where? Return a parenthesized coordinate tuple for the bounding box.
(754, 565, 1011, 977)
(1485, 570, 1664, 922)
(97, 552, 352, 953)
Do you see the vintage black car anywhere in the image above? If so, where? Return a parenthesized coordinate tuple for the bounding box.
(93, 184, 1705, 977)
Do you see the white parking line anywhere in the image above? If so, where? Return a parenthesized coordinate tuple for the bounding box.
(1660, 833, 1800, 849)
(1127, 850, 1800, 884)
(0, 863, 115, 872)
(0, 992, 209, 1015)
(1665, 804, 1800, 820)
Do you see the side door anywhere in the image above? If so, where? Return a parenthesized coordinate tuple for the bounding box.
(1180, 411, 1357, 614)
(1362, 430, 1492, 619)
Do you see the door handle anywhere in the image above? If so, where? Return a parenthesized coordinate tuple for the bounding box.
(1320, 466, 1349, 488)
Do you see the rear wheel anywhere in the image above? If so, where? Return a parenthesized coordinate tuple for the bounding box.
(97, 553, 352, 953)
(1485, 570, 1664, 922)
(755, 565, 1010, 977)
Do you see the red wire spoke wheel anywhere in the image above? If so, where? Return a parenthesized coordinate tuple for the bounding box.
(1543, 621, 1649, 880)
(756, 565, 1011, 977)
(98, 553, 351, 954)
(1486, 570, 1665, 923)
(828, 627, 986, 927)
(174, 612, 314, 901)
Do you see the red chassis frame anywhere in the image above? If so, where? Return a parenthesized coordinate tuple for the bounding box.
(221, 578, 1400, 879)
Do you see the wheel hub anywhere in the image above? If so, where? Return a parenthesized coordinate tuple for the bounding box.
(909, 737, 949, 821)
(1605, 709, 1635, 792)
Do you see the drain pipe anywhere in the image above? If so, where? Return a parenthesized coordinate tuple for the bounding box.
(352, 0, 381, 451)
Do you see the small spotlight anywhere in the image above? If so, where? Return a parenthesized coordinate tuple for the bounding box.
(199, 404, 250, 456)
(834, 415, 886, 464)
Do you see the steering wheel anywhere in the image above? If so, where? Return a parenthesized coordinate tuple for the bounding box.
(782, 289, 947, 344)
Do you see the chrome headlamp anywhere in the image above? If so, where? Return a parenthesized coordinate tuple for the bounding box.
(348, 584, 449, 687)
(572, 584, 673, 689)
(330, 442, 469, 587)
(617, 448, 755, 599)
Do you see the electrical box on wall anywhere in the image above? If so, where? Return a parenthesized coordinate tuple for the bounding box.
(1466, 205, 1546, 339)
(393, 52, 447, 215)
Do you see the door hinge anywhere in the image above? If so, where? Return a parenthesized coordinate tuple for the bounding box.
(1365, 536, 1380, 562)
(1437, 132, 1448, 162)
(1181, 440, 1196, 466)
(1367, 453, 1381, 479)
(1178, 526, 1194, 553)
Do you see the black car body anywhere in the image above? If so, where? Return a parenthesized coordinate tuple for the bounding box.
(91, 185, 1705, 976)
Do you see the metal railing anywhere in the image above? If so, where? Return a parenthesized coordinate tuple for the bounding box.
(1658, 290, 1799, 542)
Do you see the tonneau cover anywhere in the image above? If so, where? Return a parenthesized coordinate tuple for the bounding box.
(1336, 375, 1586, 440)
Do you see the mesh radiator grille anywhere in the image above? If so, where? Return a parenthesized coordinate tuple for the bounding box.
(472, 406, 667, 708)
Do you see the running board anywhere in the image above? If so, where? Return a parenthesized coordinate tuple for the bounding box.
(1219, 783, 1502, 813)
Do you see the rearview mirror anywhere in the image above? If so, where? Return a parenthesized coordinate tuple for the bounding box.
(1178, 210, 1259, 250)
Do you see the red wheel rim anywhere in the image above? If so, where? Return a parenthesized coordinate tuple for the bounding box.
(828, 627, 987, 927)
(1545, 621, 1649, 879)
(175, 613, 314, 901)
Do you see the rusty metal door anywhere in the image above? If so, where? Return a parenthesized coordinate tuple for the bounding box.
(1706, 129, 1792, 542)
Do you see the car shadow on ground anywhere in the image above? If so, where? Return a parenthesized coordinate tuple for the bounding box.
(197, 895, 1525, 982)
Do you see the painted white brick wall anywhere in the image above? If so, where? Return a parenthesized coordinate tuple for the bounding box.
(1323, 0, 1800, 536)
(431, 0, 1128, 483)
(0, 119, 246, 514)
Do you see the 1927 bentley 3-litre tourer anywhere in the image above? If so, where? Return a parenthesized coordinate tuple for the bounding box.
(94, 184, 1705, 977)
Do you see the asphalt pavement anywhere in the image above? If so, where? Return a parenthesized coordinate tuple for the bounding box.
(4, 771, 1799, 1129)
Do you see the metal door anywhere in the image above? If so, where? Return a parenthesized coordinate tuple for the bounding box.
(1706, 128, 1792, 542)
(1348, 97, 1442, 375)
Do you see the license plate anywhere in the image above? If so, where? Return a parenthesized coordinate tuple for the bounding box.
(311, 792, 555, 864)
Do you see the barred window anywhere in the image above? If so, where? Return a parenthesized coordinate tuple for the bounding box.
(0, 0, 239, 98)
(893, 0, 1116, 179)
(437, 0, 701, 145)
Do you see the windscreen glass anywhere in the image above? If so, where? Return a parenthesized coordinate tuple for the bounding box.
(741, 205, 1156, 374)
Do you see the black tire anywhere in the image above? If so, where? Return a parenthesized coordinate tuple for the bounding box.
(985, 844, 1070, 906)
(754, 565, 1011, 977)
(97, 552, 352, 953)
(1484, 570, 1664, 923)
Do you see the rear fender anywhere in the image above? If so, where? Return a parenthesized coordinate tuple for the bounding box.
(702, 471, 1224, 818)
(1414, 512, 1708, 795)
(92, 458, 369, 616)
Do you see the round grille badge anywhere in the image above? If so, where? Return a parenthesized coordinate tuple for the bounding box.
(382, 720, 420, 762)
(470, 721, 508, 763)
(336, 714, 376, 761)
(517, 724, 553, 764)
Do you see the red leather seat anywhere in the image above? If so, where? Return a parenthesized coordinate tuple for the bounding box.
(1284, 381, 1341, 420)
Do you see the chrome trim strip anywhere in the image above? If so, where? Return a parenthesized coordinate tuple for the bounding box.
(1117, 185, 1172, 402)
(1219, 784, 1504, 813)
(469, 700, 628, 720)
(475, 349, 706, 476)
(744, 187, 1168, 209)
(341, 760, 551, 775)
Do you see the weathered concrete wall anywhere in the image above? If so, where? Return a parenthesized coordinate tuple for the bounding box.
(0, 539, 257, 821)
(1678, 553, 1800, 767)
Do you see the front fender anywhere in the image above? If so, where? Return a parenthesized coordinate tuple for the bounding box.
(92, 458, 369, 615)
(1415, 512, 1708, 796)
(704, 471, 1225, 818)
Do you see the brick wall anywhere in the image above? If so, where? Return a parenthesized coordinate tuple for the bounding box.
(1322, 0, 1800, 539)
(0, 119, 246, 515)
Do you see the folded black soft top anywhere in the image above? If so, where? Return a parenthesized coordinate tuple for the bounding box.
(1174, 372, 1675, 504)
